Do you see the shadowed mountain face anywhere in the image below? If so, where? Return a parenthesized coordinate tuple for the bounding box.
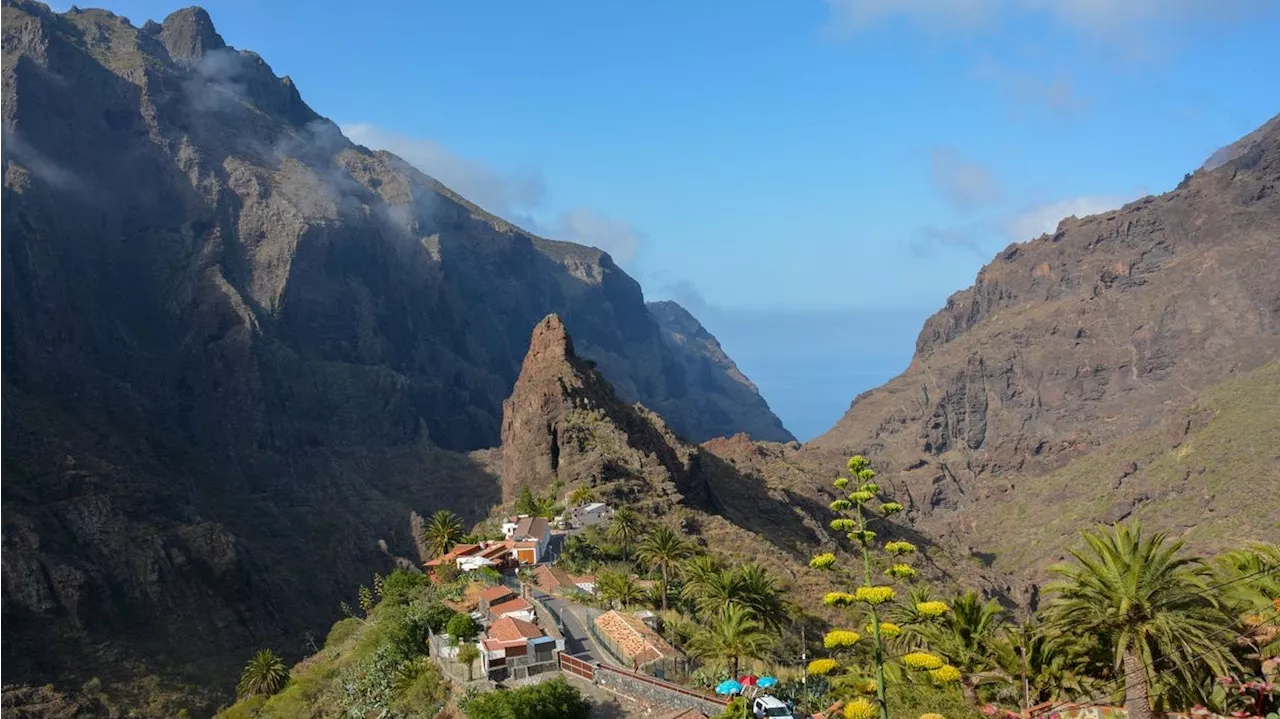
(0, 1, 787, 710)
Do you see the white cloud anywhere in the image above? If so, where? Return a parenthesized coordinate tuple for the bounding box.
(340, 123, 645, 264)
(971, 58, 1086, 117)
(930, 148, 1003, 210)
(825, 0, 1268, 39)
(341, 123, 545, 218)
(554, 208, 643, 264)
(1003, 194, 1131, 240)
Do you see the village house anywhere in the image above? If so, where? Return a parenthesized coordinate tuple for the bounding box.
(423, 540, 526, 577)
(477, 585, 517, 617)
(501, 516, 551, 563)
(488, 595, 537, 623)
(593, 609, 684, 675)
(570, 501, 612, 528)
(479, 616, 564, 680)
(533, 564, 597, 595)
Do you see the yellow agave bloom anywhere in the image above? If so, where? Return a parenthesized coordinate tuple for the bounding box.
(848, 530, 876, 544)
(847, 455, 870, 472)
(857, 468, 876, 482)
(834, 477, 850, 489)
(902, 652, 945, 670)
(849, 490, 876, 504)
(854, 585, 897, 605)
(809, 553, 837, 570)
(823, 629, 861, 649)
(830, 499, 853, 512)
(866, 622, 901, 638)
(885, 541, 917, 555)
(879, 502, 903, 515)
(824, 592, 857, 607)
(885, 564, 917, 579)
(916, 601, 950, 617)
(843, 698, 877, 719)
(807, 658, 840, 676)
(930, 665, 962, 683)
(855, 679, 878, 695)
(920, 714, 946, 719)
(830, 518, 857, 532)
(858, 482, 881, 494)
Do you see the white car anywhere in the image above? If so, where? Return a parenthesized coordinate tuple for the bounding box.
(752, 696, 795, 718)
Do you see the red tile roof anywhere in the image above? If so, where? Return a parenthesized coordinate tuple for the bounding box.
(479, 585, 516, 603)
(424, 543, 481, 567)
(489, 597, 534, 617)
(593, 610, 681, 664)
(535, 564, 575, 591)
(487, 616, 544, 643)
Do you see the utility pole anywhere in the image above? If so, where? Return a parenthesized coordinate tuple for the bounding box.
(1020, 641, 1031, 717)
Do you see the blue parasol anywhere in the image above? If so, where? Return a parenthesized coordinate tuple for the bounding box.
(715, 679, 744, 695)
(756, 676, 778, 689)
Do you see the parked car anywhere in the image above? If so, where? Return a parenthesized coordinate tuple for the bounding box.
(753, 695, 795, 718)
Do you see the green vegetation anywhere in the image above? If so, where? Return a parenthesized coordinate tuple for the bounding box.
(1046, 524, 1236, 719)
(458, 676, 590, 718)
(215, 569, 451, 719)
(237, 650, 288, 698)
(637, 525, 694, 611)
(514, 484, 561, 518)
(607, 505, 645, 560)
(456, 643, 481, 681)
(688, 604, 772, 677)
(445, 613, 480, 643)
(422, 509, 464, 558)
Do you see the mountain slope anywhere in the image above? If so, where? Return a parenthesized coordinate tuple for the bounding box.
(0, 1, 787, 710)
(807, 113, 1280, 595)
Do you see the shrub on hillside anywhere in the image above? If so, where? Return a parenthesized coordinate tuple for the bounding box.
(459, 676, 590, 719)
(379, 570, 429, 606)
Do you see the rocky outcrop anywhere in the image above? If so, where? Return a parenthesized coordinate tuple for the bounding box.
(0, 1, 786, 710)
(807, 112, 1280, 579)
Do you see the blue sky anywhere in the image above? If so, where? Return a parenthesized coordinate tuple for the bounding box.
(61, 0, 1279, 439)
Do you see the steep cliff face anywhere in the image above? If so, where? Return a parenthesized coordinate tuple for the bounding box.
(809, 113, 1280, 588)
(647, 300, 795, 443)
(0, 1, 786, 710)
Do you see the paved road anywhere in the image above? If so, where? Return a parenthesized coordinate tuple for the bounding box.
(538, 590, 604, 664)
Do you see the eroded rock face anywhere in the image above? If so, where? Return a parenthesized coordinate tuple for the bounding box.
(0, 1, 787, 709)
(807, 112, 1280, 578)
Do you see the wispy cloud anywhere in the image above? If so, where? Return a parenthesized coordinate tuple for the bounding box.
(341, 123, 545, 219)
(340, 123, 646, 266)
(930, 148, 1003, 210)
(1003, 194, 1134, 240)
(972, 58, 1087, 117)
(554, 208, 644, 264)
(824, 0, 1269, 41)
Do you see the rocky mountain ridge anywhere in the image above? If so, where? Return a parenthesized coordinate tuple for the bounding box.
(0, 1, 788, 711)
(797, 111, 1280, 596)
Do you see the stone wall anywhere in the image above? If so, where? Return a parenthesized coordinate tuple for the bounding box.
(593, 664, 727, 716)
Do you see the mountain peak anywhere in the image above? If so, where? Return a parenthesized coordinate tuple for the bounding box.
(156, 6, 225, 62)
(525, 313, 575, 366)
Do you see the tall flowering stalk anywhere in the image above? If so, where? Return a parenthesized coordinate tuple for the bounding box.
(810, 455, 955, 719)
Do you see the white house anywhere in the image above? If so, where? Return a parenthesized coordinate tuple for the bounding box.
(506, 516, 550, 564)
(480, 617, 564, 679)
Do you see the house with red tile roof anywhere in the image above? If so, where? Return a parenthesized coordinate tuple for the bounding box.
(478, 616, 563, 680)
(488, 596, 536, 623)
(593, 610, 683, 670)
(477, 585, 516, 616)
(501, 515, 551, 563)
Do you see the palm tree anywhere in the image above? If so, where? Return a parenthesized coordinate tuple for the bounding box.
(1047, 522, 1237, 719)
(422, 509, 464, 558)
(679, 556, 722, 600)
(732, 563, 787, 630)
(637, 526, 694, 611)
(597, 569, 641, 608)
(1214, 543, 1280, 676)
(913, 590, 1008, 705)
(567, 486, 596, 508)
(238, 649, 289, 697)
(689, 604, 772, 678)
(456, 643, 481, 681)
(992, 622, 1105, 709)
(607, 506, 644, 561)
